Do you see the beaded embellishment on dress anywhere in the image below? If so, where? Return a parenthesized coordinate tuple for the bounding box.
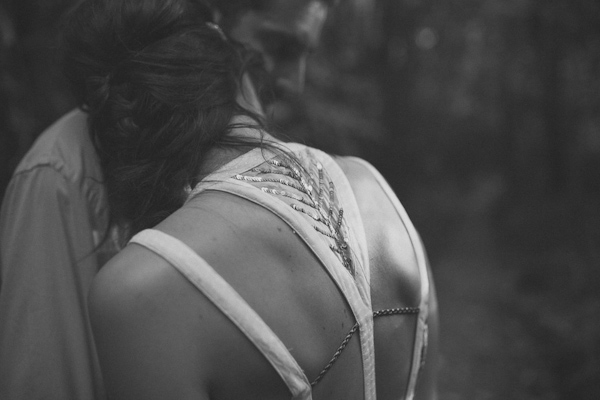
(233, 154, 355, 277)
(181, 144, 429, 397)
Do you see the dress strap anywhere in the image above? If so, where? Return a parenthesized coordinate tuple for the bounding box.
(320, 154, 372, 300)
(129, 229, 312, 400)
(196, 180, 376, 400)
(187, 144, 377, 400)
(346, 157, 431, 400)
(309, 151, 376, 400)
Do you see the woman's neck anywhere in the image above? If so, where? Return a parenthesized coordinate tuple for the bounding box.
(196, 116, 280, 181)
(196, 73, 280, 180)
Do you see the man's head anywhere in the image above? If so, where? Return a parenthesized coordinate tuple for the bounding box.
(211, 0, 333, 100)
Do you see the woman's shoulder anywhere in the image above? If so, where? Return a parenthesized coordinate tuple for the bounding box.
(87, 195, 270, 376)
(88, 237, 190, 328)
(88, 198, 223, 312)
(332, 156, 381, 188)
(334, 156, 423, 307)
(89, 189, 295, 314)
(333, 156, 400, 223)
(87, 218, 270, 398)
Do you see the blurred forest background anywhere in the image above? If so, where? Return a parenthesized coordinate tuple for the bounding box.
(1, 0, 599, 399)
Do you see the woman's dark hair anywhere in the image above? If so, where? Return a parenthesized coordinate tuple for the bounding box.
(62, 0, 262, 240)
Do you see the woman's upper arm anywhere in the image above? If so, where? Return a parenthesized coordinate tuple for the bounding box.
(88, 245, 211, 400)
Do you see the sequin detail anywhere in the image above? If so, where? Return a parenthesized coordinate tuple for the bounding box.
(233, 154, 355, 276)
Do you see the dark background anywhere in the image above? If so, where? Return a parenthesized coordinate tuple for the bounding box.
(1, 0, 599, 398)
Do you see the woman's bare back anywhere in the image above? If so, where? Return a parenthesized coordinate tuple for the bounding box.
(89, 151, 438, 400)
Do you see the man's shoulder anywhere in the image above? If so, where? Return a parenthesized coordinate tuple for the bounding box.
(14, 109, 100, 182)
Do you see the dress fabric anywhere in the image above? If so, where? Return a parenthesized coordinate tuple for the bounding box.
(129, 143, 430, 400)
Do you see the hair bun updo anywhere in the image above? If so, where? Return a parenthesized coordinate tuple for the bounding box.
(62, 0, 258, 239)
